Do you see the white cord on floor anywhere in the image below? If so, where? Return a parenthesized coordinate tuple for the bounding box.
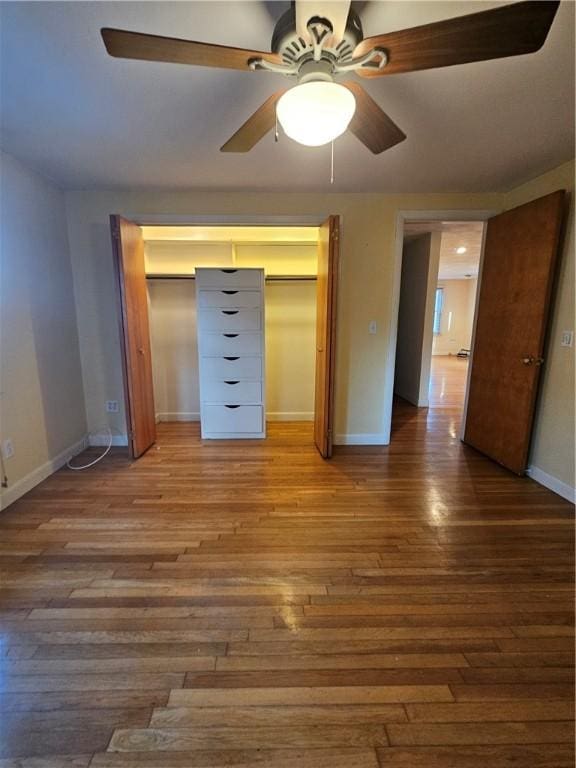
(66, 427, 113, 471)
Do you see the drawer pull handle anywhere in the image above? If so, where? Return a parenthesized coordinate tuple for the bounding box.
(221, 269, 237, 274)
(223, 334, 238, 338)
(225, 404, 241, 409)
(224, 357, 239, 361)
(222, 310, 239, 315)
(222, 290, 238, 295)
(224, 380, 240, 385)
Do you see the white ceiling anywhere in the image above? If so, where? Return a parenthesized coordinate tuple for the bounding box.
(405, 220, 484, 279)
(0, 1, 574, 192)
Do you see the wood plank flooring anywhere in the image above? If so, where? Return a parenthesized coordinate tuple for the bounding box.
(0, 358, 574, 766)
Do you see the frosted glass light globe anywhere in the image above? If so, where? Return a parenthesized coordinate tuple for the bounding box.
(276, 82, 356, 147)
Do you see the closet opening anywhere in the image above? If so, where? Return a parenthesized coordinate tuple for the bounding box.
(110, 218, 339, 460)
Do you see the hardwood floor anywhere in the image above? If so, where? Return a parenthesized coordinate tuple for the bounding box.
(0, 372, 574, 766)
(428, 355, 469, 408)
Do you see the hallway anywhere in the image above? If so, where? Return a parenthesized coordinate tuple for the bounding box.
(428, 355, 469, 410)
(0, 388, 573, 764)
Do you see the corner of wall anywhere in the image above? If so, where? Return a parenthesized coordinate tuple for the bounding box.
(0, 153, 88, 510)
(0, 436, 86, 511)
(526, 466, 575, 504)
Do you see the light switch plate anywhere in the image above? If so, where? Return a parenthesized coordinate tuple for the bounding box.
(560, 331, 574, 348)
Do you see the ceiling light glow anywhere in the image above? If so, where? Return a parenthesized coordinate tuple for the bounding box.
(276, 82, 356, 147)
(456, 246, 467, 254)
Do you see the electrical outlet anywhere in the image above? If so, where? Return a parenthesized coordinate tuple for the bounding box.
(2, 439, 14, 459)
(368, 320, 377, 335)
(106, 400, 119, 413)
(560, 331, 574, 348)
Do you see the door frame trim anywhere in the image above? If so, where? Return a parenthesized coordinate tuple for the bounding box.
(385, 208, 498, 445)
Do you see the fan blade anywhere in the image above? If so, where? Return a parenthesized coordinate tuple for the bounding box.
(101, 28, 281, 71)
(344, 82, 406, 154)
(296, 0, 352, 45)
(220, 90, 288, 152)
(354, 1, 560, 78)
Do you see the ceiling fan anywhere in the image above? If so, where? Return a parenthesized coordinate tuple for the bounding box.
(101, 1, 560, 155)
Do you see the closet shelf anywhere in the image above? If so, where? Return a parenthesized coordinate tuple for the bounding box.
(146, 274, 317, 282)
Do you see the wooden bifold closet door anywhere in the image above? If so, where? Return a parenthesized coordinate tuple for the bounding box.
(314, 215, 340, 459)
(110, 215, 156, 458)
(464, 191, 565, 475)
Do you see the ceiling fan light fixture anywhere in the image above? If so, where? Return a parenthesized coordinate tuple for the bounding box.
(276, 81, 356, 147)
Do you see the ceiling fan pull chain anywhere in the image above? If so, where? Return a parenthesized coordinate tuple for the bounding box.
(274, 108, 279, 143)
(330, 140, 335, 185)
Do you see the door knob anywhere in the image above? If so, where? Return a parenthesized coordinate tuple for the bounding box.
(522, 356, 544, 366)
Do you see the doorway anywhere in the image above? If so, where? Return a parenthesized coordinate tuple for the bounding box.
(388, 192, 565, 476)
(393, 219, 484, 432)
(110, 217, 340, 459)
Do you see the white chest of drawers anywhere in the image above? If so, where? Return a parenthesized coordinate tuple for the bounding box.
(196, 268, 265, 439)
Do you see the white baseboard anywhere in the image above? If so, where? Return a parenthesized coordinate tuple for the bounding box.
(0, 436, 87, 511)
(527, 465, 575, 504)
(334, 433, 389, 446)
(156, 412, 200, 422)
(267, 412, 314, 422)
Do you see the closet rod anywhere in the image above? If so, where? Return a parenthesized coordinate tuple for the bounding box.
(267, 275, 317, 282)
(145, 274, 317, 282)
(146, 274, 195, 280)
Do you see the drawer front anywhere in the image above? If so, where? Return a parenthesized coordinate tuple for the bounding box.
(196, 269, 262, 290)
(198, 290, 261, 309)
(200, 332, 262, 357)
(199, 309, 260, 332)
(202, 405, 263, 434)
(201, 356, 262, 380)
(202, 380, 262, 404)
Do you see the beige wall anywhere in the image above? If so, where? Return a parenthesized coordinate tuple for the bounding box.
(148, 279, 199, 420)
(433, 279, 478, 356)
(65, 189, 502, 445)
(502, 161, 575, 494)
(265, 282, 316, 420)
(0, 152, 86, 509)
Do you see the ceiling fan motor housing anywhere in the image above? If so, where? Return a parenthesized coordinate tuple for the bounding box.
(271, 6, 364, 75)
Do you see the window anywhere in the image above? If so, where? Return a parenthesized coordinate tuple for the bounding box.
(433, 287, 444, 334)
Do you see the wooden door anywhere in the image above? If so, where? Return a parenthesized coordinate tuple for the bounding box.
(110, 215, 156, 458)
(314, 215, 340, 458)
(463, 191, 565, 474)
